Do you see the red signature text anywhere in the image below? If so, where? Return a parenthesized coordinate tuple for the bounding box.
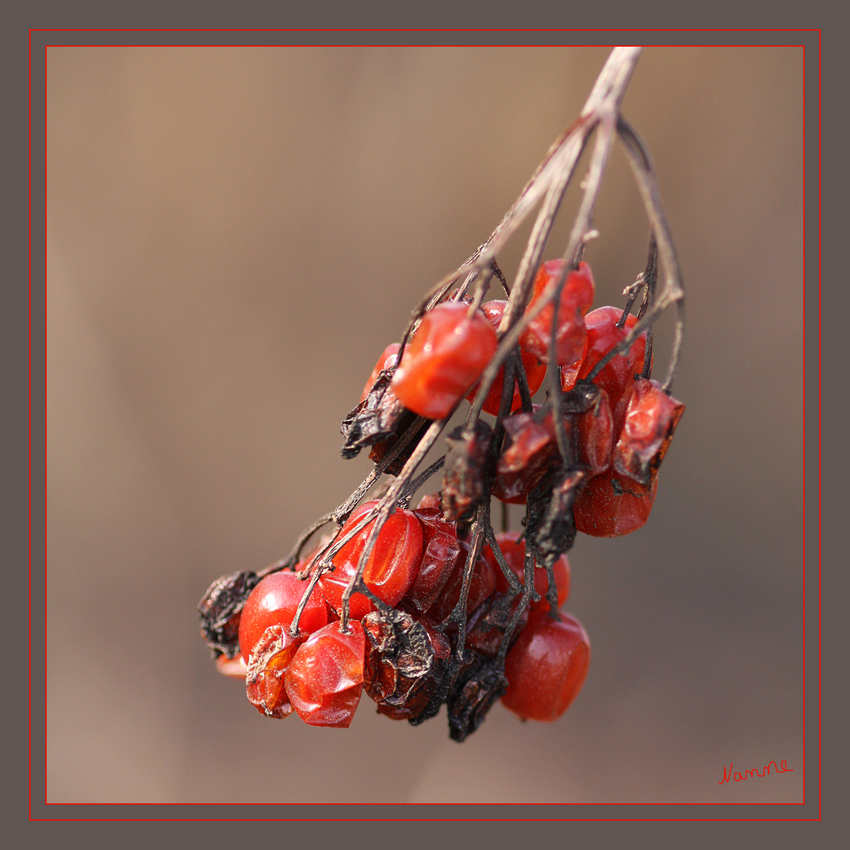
(719, 760, 794, 784)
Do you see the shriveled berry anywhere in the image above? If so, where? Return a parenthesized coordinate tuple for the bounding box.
(284, 621, 366, 728)
(391, 301, 498, 420)
(491, 407, 562, 504)
(363, 610, 451, 721)
(429, 542, 498, 623)
(245, 624, 301, 718)
(612, 378, 684, 494)
(577, 307, 649, 435)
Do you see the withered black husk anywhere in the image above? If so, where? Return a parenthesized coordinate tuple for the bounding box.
(446, 652, 509, 742)
(198, 569, 260, 658)
(442, 420, 495, 521)
(363, 608, 450, 722)
(527, 467, 587, 569)
(340, 373, 413, 460)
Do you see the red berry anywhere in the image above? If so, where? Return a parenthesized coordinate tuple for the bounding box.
(320, 501, 423, 619)
(612, 378, 685, 494)
(215, 654, 248, 679)
(482, 531, 571, 609)
(575, 386, 615, 478)
(245, 624, 301, 718)
(559, 334, 589, 393)
(575, 307, 649, 435)
(391, 301, 499, 419)
(428, 542, 497, 623)
(401, 511, 464, 614)
(238, 571, 329, 662)
(501, 610, 590, 722)
(284, 621, 366, 728)
(466, 301, 546, 416)
(520, 261, 594, 366)
(572, 469, 658, 537)
(491, 407, 561, 504)
(360, 343, 401, 403)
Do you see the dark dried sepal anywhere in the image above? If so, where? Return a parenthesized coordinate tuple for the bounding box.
(528, 467, 587, 569)
(560, 380, 604, 416)
(446, 652, 508, 742)
(442, 421, 495, 521)
(198, 570, 260, 659)
(465, 593, 529, 658)
(368, 415, 430, 476)
(340, 373, 414, 460)
(363, 609, 451, 722)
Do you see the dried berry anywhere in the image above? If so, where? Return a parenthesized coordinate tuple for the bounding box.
(612, 377, 684, 493)
(198, 569, 260, 659)
(363, 609, 451, 721)
(245, 624, 301, 718)
(442, 420, 495, 521)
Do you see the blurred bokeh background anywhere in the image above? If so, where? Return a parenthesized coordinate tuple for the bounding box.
(45, 45, 805, 805)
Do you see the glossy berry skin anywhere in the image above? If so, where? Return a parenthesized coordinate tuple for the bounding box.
(238, 571, 329, 662)
(613, 378, 685, 494)
(572, 469, 658, 537)
(575, 307, 649, 435)
(428, 542, 498, 623)
(391, 301, 499, 420)
(576, 386, 615, 478)
(466, 301, 546, 416)
(482, 531, 571, 610)
(401, 511, 464, 614)
(520, 261, 595, 366)
(360, 343, 401, 403)
(320, 502, 423, 620)
(501, 610, 590, 722)
(284, 621, 366, 728)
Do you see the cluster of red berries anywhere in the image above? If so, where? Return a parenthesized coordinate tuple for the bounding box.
(201, 495, 587, 737)
(199, 257, 683, 741)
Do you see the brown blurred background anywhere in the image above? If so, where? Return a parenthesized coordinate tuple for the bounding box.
(46, 46, 805, 805)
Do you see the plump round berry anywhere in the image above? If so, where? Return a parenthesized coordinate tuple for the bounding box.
(482, 531, 571, 609)
(391, 301, 499, 419)
(360, 343, 401, 403)
(466, 301, 546, 416)
(320, 501, 423, 619)
(575, 307, 649, 435)
(501, 610, 590, 722)
(238, 571, 330, 661)
(572, 469, 658, 537)
(284, 621, 366, 728)
(520, 260, 595, 366)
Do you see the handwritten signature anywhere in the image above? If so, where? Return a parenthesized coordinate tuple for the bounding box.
(719, 760, 794, 784)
